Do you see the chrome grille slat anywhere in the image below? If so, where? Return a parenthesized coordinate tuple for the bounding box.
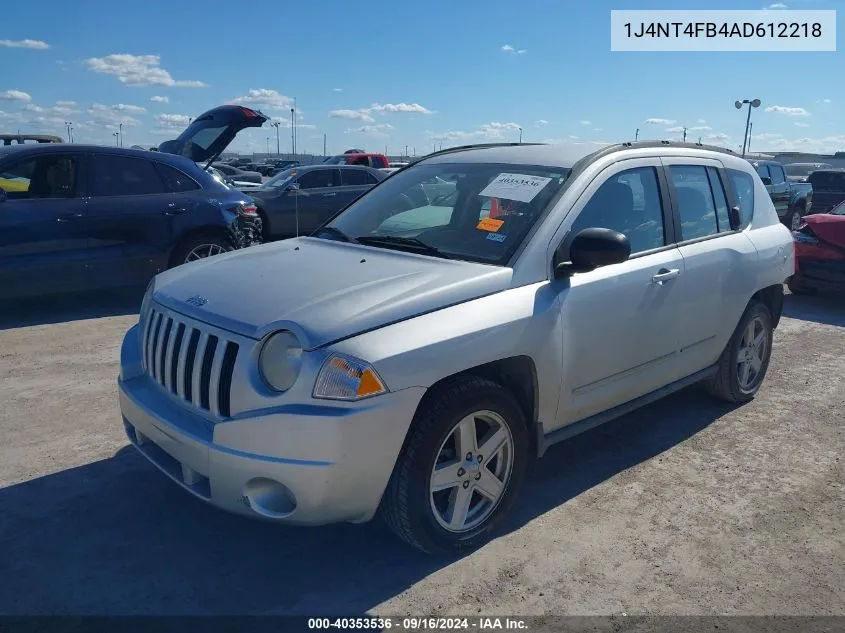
(191, 332, 210, 409)
(139, 304, 241, 419)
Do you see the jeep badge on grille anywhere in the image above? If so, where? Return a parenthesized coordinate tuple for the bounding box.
(185, 295, 208, 307)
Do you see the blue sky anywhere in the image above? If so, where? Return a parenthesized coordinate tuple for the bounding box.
(1, 0, 841, 155)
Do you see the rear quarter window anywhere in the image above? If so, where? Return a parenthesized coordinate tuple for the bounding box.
(726, 169, 755, 229)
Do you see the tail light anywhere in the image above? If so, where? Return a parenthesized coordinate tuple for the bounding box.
(239, 107, 258, 118)
(240, 202, 258, 216)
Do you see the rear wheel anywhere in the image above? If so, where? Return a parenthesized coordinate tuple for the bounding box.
(789, 209, 803, 231)
(705, 300, 773, 404)
(380, 376, 529, 555)
(169, 234, 232, 268)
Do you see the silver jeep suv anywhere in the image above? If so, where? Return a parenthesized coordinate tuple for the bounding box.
(118, 141, 794, 554)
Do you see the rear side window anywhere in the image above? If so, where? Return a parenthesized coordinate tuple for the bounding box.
(726, 169, 755, 229)
(156, 163, 200, 192)
(769, 164, 786, 184)
(668, 165, 719, 240)
(755, 164, 770, 180)
(808, 171, 845, 191)
(707, 167, 732, 233)
(371, 156, 388, 169)
(91, 155, 166, 196)
(297, 169, 338, 189)
(340, 169, 371, 186)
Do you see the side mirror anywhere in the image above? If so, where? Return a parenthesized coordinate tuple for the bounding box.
(554, 227, 631, 278)
(0, 186, 6, 204)
(760, 176, 772, 186)
(285, 182, 300, 193)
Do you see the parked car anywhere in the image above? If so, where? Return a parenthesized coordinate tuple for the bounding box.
(265, 159, 300, 170)
(788, 200, 845, 295)
(118, 140, 793, 554)
(211, 162, 262, 184)
(1, 134, 64, 145)
(784, 162, 833, 183)
(0, 104, 268, 300)
(246, 164, 385, 240)
(749, 159, 813, 230)
(806, 169, 845, 215)
(323, 152, 390, 169)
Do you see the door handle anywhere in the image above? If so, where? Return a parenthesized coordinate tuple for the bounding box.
(162, 205, 187, 216)
(651, 268, 680, 285)
(322, 192, 337, 197)
(56, 213, 83, 222)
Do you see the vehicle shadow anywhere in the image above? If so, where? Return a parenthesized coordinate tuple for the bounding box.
(782, 292, 845, 328)
(0, 386, 733, 616)
(0, 286, 144, 330)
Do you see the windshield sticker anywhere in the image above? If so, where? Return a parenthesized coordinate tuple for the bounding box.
(477, 217, 504, 232)
(479, 173, 553, 203)
(486, 232, 507, 243)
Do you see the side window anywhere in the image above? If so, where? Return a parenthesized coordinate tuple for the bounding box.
(707, 167, 732, 232)
(156, 163, 200, 192)
(340, 169, 370, 186)
(668, 165, 719, 241)
(372, 156, 388, 169)
(297, 169, 337, 189)
(726, 169, 754, 229)
(365, 172, 381, 185)
(91, 155, 166, 197)
(0, 155, 78, 200)
(569, 166, 665, 255)
(755, 164, 771, 181)
(770, 164, 786, 185)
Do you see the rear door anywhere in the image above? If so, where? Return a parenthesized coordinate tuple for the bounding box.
(808, 171, 845, 214)
(768, 163, 790, 218)
(82, 153, 177, 287)
(0, 151, 89, 297)
(295, 167, 342, 232)
(338, 168, 379, 207)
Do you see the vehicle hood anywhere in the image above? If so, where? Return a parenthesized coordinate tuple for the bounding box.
(803, 213, 845, 249)
(150, 237, 513, 348)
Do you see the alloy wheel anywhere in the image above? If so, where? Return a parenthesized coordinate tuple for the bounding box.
(736, 316, 768, 393)
(790, 211, 802, 231)
(185, 243, 226, 263)
(429, 410, 514, 533)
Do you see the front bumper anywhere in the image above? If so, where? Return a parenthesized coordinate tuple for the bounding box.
(119, 324, 426, 525)
(792, 258, 845, 293)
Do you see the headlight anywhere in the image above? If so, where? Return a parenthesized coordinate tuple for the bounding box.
(313, 354, 387, 401)
(259, 330, 303, 392)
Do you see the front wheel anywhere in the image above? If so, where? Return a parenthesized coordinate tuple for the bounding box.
(380, 376, 529, 555)
(789, 209, 803, 231)
(704, 300, 773, 404)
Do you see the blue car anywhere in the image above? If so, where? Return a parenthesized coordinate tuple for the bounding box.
(0, 105, 268, 300)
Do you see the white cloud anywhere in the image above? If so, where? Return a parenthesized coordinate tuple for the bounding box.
(329, 108, 374, 122)
(569, 135, 579, 139)
(0, 39, 50, 49)
(346, 123, 394, 136)
(794, 122, 810, 127)
(87, 103, 142, 129)
(429, 121, 521, 142)
(667, 126, 684, 133)
(23, 101, 79, 116)
(0, 90, 32, 101)
(579, 120, 591, 126)
(534, 119, 548, 127)
(705, 133, 731, 142)
(696, 119, 707, 124)
(370, 102, 433, 114)
(149, 95, 169, 103)
(689, 125, 712, 131)
(155, 113, 190, 127)
(645, 117, 676, 125)
(593, 127, 603, 132)
(231, 88, 292, 110)
(501, 44, 526, 54)
(112, 103, 146, 114)
(765, 105, 810, 116)
(764, 2, 787, 8)
(518, 49, 527, 54)
(752, 133, 845, 154)
(86, 54, 206, 88)
(816, 98, 832, 104)
(333, 88, 343, 92)
(55, 100, 76, 107)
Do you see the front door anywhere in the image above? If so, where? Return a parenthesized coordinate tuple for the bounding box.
(552, 159, 687, 426)
(768, 163, 790, 218)
(291, 167, 341, 234)
(0, 152, 89, 298)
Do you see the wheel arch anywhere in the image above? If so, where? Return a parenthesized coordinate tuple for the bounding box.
(750, 283, 784, 328)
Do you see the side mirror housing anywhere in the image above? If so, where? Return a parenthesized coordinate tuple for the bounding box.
(554, 228, 631, 278)
(760, 176, 772, 186)
(0, 186, 6, 204)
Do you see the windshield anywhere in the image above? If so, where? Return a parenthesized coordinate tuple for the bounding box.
(322, 162, 569, 265)
(262, 167, 296, 189)
(322, 155, 348, 165)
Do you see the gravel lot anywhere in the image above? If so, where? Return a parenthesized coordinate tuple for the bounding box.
(1, 288, 843, 616)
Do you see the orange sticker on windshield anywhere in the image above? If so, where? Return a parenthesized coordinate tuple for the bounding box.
(477, 217, 504, 232)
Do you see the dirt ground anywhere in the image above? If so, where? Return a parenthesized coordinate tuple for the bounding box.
(1, 288, 843, 616)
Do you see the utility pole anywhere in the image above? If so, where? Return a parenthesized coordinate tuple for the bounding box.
(119, 122, 123, 147)
(405, 144, 408, 158)
(65, 121, 72, 143)
(518, 127, 523, 143)
(271, 121, 281, 154)
(748, 122, 753, 154)
(323, 133, 327, 156)
(113, 131, 120, 146)
(290, 108, 295, 158)
(293, 97, 297, 156)
(682, 127, 687, 142)
(635, 128, 639, 141)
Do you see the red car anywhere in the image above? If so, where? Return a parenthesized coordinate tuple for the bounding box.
(787, 200, 845, 295)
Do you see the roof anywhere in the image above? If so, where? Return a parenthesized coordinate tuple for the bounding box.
(0, 143, 199, 168)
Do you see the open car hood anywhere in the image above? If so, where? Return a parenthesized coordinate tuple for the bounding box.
(804, 213, 845, 249)
(158, 105, 268, 163)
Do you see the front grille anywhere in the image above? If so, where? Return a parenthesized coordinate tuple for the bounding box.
(142, 308, 240, 418)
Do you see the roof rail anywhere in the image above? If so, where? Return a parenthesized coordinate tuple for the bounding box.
(410, 142, 546, 164)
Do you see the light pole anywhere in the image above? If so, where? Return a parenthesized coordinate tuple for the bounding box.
(290, 108, 295, 157)
(682, 127, 687, 142)
(119, 122, 123, 147)
(748, 122, 753, 154)
(518, 127, 523, 143)
(69, 126, 74, 143)
(635, 128, 639, 141)
(735, 98, 761, 158)
(112, 131, 120, 146)
(270, 121, 281, 154)
(266, 137, 270, 155)
(64, 121, 73, 143)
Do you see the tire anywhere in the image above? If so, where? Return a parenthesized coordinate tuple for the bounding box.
(788, 209, 803, 231)
(787, 276, 816, 295)
(704, 300, 773, 404)
(380, 376, 529, 555)
(169, 234, 232, 269)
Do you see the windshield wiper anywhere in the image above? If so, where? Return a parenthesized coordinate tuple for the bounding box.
(357, 235, 450, 258)
(312, 226, 358, 243)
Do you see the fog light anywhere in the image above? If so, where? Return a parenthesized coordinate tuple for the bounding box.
(243, 478, 297, 518)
